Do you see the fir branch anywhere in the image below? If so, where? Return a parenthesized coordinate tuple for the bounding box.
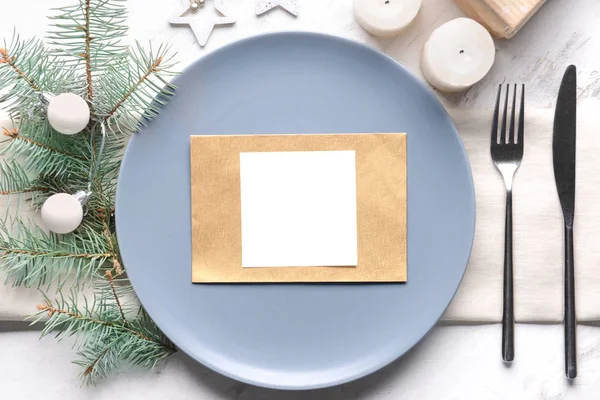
(103, 54, 162, 120)
(105, 270, 126, 324)
(48, 0, 129, 110)
(33, 290, 175, 384)
(0, 35, 81, 119)
(0, 220, 111, 288)
(97, 42, 177, 133)
(36, 304, 157, 343)
(0, 47, 41, 91)
(97, 202, 122, 275)
(3, 248, 112, 259)
(0, 36, 46, 117)
(1, 120, 91, 181)
(104, 222, 122, 275)
(83, 345, 111, 377)
(0, 187, 46, 196)
(3, 127, 84, 160)
(83, 0, 93, 103)
(0, 159, 46, 197)
(1, 0, 179, 384)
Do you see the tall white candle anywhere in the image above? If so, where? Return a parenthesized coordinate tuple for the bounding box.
(354, 0, 422, 37)
(421, 18, 495, 93)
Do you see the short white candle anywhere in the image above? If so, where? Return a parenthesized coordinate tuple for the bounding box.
(354, 0, 422, 37)
(421, 18, 495, 93)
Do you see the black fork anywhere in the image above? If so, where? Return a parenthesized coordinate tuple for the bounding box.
(490, 83, 525, 363)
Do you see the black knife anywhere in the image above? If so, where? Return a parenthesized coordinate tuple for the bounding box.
(553, 65, 577, 380)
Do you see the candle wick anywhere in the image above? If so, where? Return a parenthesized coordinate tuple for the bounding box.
(459, 50, 465, 54)
(385, 0, 390, 4)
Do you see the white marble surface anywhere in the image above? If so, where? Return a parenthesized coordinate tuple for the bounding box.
(2, 0, 600, 398)
(3, 324, 600, 399)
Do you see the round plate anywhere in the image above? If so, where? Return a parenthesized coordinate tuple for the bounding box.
(116, 32, 475, 390)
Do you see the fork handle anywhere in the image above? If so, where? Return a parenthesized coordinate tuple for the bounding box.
(502, 189, 515, 363)
(564, 224, 577, 379)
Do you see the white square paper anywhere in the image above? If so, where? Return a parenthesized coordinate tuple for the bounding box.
(240, 150, 358, 268)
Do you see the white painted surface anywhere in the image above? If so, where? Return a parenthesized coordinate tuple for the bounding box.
(2, 0, 600, 398)
(3, 324, 600, 399)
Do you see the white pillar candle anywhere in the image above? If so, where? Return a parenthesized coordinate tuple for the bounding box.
(354, 0, 422, 37)
(421, 18, 495, 93)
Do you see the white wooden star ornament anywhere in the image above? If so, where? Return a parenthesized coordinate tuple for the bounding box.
(168, 0, 235, 47)
(255, 0, 299, 17)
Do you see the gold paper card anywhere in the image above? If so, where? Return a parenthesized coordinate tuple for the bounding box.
(190, 133, 407, 283)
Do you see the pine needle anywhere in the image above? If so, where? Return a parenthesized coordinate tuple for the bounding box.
(0, 0, 179, 383)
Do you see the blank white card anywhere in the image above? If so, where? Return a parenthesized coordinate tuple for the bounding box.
(240, 150, 358, 268)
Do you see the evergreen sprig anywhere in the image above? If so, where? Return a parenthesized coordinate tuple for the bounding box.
(97, 42, 177, 134)
(47, 0, 129, 102)
(0, 0, 178, 383)
(2, 117, 90, 179)
(32, 272, 175, 384)
(0, 35, 80, 118)
(0, 159, 43, 198)
(0, 219, 110, 288)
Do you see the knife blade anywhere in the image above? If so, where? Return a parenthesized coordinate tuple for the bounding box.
(554, 65, 577, 226)
(553, 64, 577, 380)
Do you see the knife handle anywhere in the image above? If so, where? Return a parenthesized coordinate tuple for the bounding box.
(502, 189, 514, 363)
(565, 224, 577, 379)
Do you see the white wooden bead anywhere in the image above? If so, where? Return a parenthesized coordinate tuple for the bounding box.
(47, 93, 90, 135)
(41, 193, 84, 234)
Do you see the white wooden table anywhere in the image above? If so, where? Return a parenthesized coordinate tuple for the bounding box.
(2, 0, 600, 398)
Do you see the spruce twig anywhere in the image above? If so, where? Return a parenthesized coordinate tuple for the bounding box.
(0, 158, 47, 198)
(105, 270, 126, 325)
(33, 292, 176, 384)
(3, 127, 85, 160)
(0, 187, 47, 196)
(0, 47, 41, 91)
(0, 221, 111, 288)
(103, 55, 163, 121)
(83, 0, 93, 104)
(83, 346, 111, 377)
(1, 0, 178, 383)
(36, 304, 162, 345)
(2, 248, 111, 259)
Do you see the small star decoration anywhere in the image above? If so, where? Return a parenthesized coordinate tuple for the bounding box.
(168, 0, 236, 47)
(255, 0, 299, 17)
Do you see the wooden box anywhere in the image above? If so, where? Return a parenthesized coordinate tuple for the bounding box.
(454, 0, 547, 38)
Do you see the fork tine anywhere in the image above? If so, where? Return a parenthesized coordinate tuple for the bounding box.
(491, 84, 501, 145)
(518, 84, 525, 145)
(509, 84, 517, 143)
(500, 84, 509, 144)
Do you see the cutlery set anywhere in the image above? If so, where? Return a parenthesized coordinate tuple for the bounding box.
(492, 66, 578, 379)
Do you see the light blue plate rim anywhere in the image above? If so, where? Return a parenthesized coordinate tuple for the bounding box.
(116, 31, 475, 390)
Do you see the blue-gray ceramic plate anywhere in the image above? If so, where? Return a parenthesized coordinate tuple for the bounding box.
(116, 32, 475, 390)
